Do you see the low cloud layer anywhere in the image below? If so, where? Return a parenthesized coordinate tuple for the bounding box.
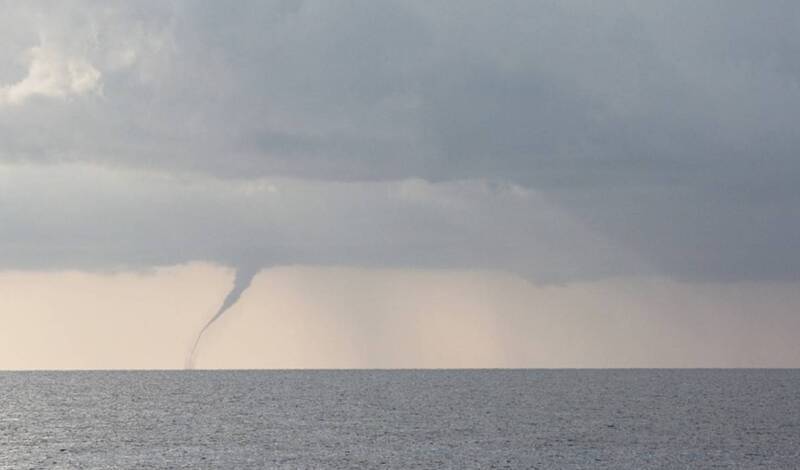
(1, 1, 799, 282)
(0, 163, 643, 282)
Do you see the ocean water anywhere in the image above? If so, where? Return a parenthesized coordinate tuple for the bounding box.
(0, 370, 798, 469)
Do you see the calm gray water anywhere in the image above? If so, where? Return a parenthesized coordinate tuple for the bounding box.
(1, 370, 798, 469)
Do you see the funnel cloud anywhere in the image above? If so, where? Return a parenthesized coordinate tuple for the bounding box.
(186, 265, 261, 369)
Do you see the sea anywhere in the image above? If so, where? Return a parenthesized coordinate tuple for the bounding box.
(1, 370, 798, 469)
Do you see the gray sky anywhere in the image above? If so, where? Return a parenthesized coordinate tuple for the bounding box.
(2, 1, 799, 281)
(1, 1, 799, 368)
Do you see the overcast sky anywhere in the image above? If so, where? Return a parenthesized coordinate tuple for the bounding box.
(2, 1, 799, 368)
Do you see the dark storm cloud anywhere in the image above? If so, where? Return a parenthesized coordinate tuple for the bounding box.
(0, 164, 644, 282)
(1, 1, 799, 281)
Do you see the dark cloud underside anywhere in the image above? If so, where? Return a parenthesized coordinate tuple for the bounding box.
(1, 1, 799, 281)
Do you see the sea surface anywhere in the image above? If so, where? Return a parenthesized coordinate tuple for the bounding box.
(0, 370, 798, 469)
